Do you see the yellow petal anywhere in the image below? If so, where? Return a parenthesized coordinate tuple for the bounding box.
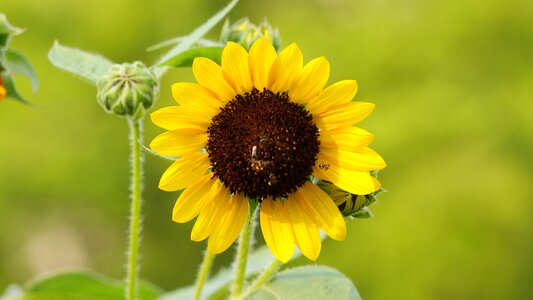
(191, 182, 225, 241)
(249, 37, 277, 90)
(306, 80, 358, 115)
(289, 56, 330, 104)
(158, 153, 210, 191)
(150, 128, 207, 156)
(267, 43, 303, 93)
(319, 127, 375, 151)
(191, 202, 216, 242)
(372, 176, 382, 191)
(295, 182, 346, 241)
(192, 57, 235, 102)
(221, 42, 253, 94)
(172, 175, 216, 223)
(285, 195, 321, 261)
(313, 162, 376, 195)
(319, 147, 386, 172)
(150, 106, 211, 131)
(315, 102, 375, 131)
(207, 193, 249, 254)
(260, 199, 295, 263)
(171, 82, 222, 116)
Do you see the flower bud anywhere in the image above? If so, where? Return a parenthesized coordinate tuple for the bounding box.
(97, 62, 159, 120)
(318, 180, 378, 219)
(220, 18, 281, 51)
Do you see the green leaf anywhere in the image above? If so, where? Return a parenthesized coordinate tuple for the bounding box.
(246, 266, 361, 300)
(147, 37, 221, 52)
(156, 0, 238, 65)
(48, 41, 114, 85)
(160, 246, 273, 300)
(161, 47, 223, 68)
(0, 13, 24, 48)
(13, 271, 162, 300)
(160, 233, 328, 300)
(4, 49, 38, 91)
(2, 73, 32, 105)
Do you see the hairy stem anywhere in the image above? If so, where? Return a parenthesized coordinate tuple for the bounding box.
(241, 259, 284, 298)
(126, 119, 143, 300)
(193, 250, 216, 300)
(230, 205, 256, 298)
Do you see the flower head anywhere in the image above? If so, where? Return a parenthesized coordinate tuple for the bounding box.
(150, 38, 386, 262)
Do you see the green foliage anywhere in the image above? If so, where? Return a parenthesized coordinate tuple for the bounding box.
(3, 49, 38, 91)
(6, 271, 162, 300)
(246, 266, 361, 300)
(156, 0, 238, 66)
(160, 246, 274, 300)
(48, 42, 113, 85)
(0, 13, 23, 48)
(160, 47, 223, 68)
(1, 74, 31, 104)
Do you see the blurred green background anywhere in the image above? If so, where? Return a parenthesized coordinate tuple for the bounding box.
(1, 0, 532, 299)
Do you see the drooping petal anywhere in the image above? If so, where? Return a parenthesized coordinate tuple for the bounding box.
(260, 199, 295, 263)
(267, 43, 303, 93)
(158, 153, 210, 191)
(306, 80, 358, 115)
(249, 37, 277, 90)
(192, 57, 235, 102)
(319, 147, 386, 172)
(285, 195, 321, 261)
(149, 128, 207, 156)
(207, 193, 249, 254)
(150, 106, 211, 131)
(319, 127, 375, 151)
(295, 182, 347, 241)
(289, 56, 330, 104)
(313, 161, 377, 195)
(172, 175, 216, 223)
(171, 82, 222, 115)
(315, 102, 375, 131)
(221, 42, 253, 94)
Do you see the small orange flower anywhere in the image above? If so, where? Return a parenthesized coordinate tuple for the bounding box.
(0, 77, 7, 101)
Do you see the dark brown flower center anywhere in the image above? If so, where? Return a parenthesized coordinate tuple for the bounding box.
(206, 88, 320, 200)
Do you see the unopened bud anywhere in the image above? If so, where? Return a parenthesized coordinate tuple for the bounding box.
(220, 18, 281, 51)
(319, 180, 378, 218)
(97, 62, 159, 120)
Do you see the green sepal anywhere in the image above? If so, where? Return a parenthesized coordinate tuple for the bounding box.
(48, 41, 114, 85)
(246, 266, 361, 300)
(160, 47, 223, 68)
(1, 73, 32, 105)
(10, 271, 162, 300)
(3, 48, 38, 91)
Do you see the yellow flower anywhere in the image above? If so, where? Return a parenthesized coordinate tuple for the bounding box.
(0, 80, 6, 101)
(150, 38, 386, 262)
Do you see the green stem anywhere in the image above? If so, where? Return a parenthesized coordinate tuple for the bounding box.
(193, 251, 216, 300)
(126, 119, 143, 300)
(230, 205, 256, 298)
(241, 259, 284, 298)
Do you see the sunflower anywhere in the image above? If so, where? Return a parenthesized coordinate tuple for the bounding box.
(150, 38, 385, 262)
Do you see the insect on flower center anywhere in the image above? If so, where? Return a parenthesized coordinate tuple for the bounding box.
(206, 88, 320, 200)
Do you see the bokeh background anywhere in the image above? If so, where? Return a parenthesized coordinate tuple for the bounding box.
(1, 0, 532, 299)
